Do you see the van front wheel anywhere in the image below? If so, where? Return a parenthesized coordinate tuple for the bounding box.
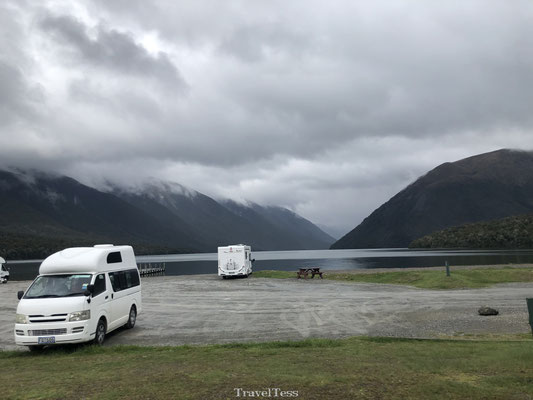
(94, 319, 106, 345)
(126, 305, 137, 329)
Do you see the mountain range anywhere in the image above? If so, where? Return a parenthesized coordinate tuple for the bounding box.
(331, 149, 533, 249)
(0, 169, 334, 259)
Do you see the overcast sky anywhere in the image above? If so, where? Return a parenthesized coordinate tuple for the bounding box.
(1, 0, 533, 238)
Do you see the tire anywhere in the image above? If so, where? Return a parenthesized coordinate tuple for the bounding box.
(94, 319, 106, 345)
(126, 305, 137, 329)
(28, 345, 44, 352)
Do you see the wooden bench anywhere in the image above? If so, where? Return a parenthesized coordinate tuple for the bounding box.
(297, 267, 323, 279)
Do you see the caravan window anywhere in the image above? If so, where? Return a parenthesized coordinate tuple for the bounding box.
(107, 252, 122, 264)
(109, 269, 140, 292)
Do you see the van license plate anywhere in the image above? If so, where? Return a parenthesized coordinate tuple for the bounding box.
(38, 337, 55, 344)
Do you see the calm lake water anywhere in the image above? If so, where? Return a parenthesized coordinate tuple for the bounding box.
(6, 248, 533, 281)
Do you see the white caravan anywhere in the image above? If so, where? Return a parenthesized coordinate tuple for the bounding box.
(0, 257, 8, 283)
(14, 245, 141, 350)
(218, 244, 253, 278)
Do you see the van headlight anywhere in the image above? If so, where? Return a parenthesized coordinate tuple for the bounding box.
(15, 314, 28, 324)
(68, 310, 90, 322)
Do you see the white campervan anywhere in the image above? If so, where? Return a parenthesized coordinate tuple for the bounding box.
(0, 257, 8, 283)
(218, 244, 253, 278)
(14, 245, 141, 350)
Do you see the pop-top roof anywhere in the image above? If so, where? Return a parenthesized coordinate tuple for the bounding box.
(39, 245, 136, 275)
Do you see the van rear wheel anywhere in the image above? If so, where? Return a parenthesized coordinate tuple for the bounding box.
(126, 305, 137, 329)
(94, 319, 106, 345)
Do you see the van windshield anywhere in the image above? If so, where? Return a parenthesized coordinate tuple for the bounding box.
(24, 274, 92, 299)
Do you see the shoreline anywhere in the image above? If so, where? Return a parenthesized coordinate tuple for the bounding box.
(7, 263, 533, 282)
(326, 263, 533, 275)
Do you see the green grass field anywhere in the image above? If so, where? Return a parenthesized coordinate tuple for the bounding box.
(2, 337, 533, 399)
(253, 266, 533, 289)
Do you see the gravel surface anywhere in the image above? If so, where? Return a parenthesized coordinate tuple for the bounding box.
(1, 274, 532, 350)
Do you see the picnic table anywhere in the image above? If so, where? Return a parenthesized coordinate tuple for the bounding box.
(296, 267, 323, 279)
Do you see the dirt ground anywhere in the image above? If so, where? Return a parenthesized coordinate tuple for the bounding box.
(2, 272, 533, 350)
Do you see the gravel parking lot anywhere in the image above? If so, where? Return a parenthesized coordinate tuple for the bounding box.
(1, 275, 532, 350)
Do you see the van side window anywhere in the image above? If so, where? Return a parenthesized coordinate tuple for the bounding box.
(129, 269, 140, 286)
(93, 274, 106, 296)
(125, 271, 132, 288)
(109, 273, 116, 291)
(109, 269, 140, 292)
(107, 252, 122, 264)
(118, 272, 127, 290)
(109, 272, 121, 291)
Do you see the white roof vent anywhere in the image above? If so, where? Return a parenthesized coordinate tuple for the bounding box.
(94, 244, 114, 248)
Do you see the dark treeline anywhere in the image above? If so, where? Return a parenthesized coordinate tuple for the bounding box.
(410, 214, 533, 249)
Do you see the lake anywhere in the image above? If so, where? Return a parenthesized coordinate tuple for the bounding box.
(6, 248, 533, 281)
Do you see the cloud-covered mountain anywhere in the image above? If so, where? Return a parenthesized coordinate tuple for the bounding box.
(0, 169, 333, 258)
(331, 149, 533, 249)
(0, 169, 202, 255)
(111, 181, 335, 251)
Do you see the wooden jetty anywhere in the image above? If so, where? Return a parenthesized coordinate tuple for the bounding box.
(137, 262, 166, 277)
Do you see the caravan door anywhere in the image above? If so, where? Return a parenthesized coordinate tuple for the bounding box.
(89, 273, 111, 334)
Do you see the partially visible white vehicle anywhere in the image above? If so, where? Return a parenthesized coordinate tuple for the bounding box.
(0, 257, 8, 283)
(14, 245, 141, 350)
(218, 244, 253, 278)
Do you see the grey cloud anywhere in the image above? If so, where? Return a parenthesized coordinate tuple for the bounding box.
(0, 2, 44, 127)
(39, 13, 187, 92)
(218, 23, 310, 63)
(68, 78, 162, 121)
(0, 62, 43, 127)
(83, 0, 533, 148)
(2, 0, 533, 234)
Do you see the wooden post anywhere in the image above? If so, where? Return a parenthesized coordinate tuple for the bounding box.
(445, 261, 450, 277)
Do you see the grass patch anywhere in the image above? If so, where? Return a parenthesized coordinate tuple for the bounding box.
(253, 266, 533, 289)
(2, 337, 533, 399)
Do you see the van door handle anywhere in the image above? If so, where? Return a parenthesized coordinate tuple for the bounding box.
(111, 293, 114, 299)
(105, 296, 109, 299)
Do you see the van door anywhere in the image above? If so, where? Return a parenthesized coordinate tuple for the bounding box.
(89, 273, 110, 335)
(108, 271, 129, 330)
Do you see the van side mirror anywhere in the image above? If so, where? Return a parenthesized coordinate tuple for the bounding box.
(17, 291, 24, 300)
(251, 259, 256, 263)
(84, 284, 95, 297)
